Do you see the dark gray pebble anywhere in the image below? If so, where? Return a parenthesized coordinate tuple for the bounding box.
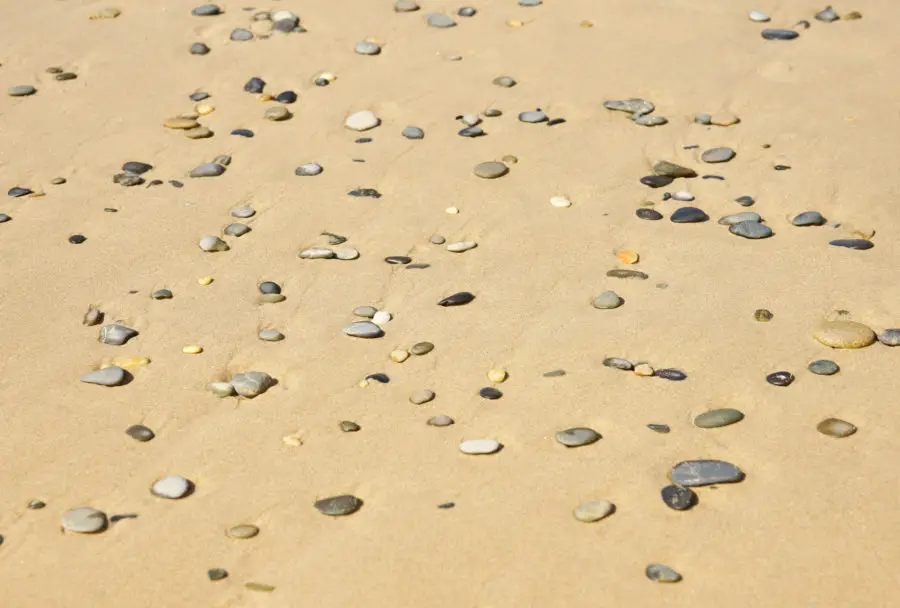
(762, 28, 799, 40)
(208, 569, 228, 581)
(729, 220, 773, 239)
(151, 289, 173, 300)
(830, 239, 873, 250)
(543, 369, 566, 377)
(479, 387, 502, 400)
(437, 501, 455, 509)
(231, 129, 254, 137)
(385, 255, 412, 265)
(438, 292, 475, 307)
(808, 360, 839, 375)
(340, 421, 361, 432)
(259, 281, 281, 294)
(702, 175, 725, 180)
(735, 195, 754, 207)
(546, 118, 566, 126)
(122, 161, 152, 175)
(169, 180, 184, 188)
(192, 4, 222, 16)
(792, 211, 827, 226)
(767, 371, 794, 387)
(276, 91, 297, 104)
(640, 175, 673, 188)
(670, 207, 709, 223)
(774, 164, 791, 171)
(0, 214, 10, 223)
(636, 208, 664, 220)
(877, 329, 900, 346)
(365, 373, 390, 383)
(314, 495, 362, 516)
(459, 126, 484, 138)
(244, 77, 265, 93)
(69, 234, 87, 244)
(648, 423, 670, 434)
(355, 137, 373, 144)
(126, 425, 155, 442)
(646, 564, 682, 583)
(655, 368, 687, 381)
(230, 28, 253, 41)
(190, 92, 210, 101)
(347, 188, 382, 198)
(661, 485, 696, 510)
(8, 187, 32, 197)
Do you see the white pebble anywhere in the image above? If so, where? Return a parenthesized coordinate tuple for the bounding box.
(672, 191, 695, 202)
(151, 475, 192, 499)
(460, 114, 481, 126)
(334, 247, 360, 260)
(372, 310, 392, 326)
(299, 247, 335, 259)
(61, 507, 108, 534)
(447, 241, 477, 253)
(445, 206, 460, 214)
(345, 110, 381, 131)
(748, 10, 771, 22)
(199, 236, 229, 252)
(550, 196, 571, 208)
(459, 439, 502, 455)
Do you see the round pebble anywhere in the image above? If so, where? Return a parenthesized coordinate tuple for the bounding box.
(479, 387, 503, 400)
(813, 320, 876, 349)
(231, 206, 255, 218)
(792, 211, 827, 226)
(224, 223, 250, 237)
(190, 42, 210, 55)
(730, 220, 773, 239)
(151, 475, 192, 499)
(592, 291, 623, 309)
(402, 126, 425, 139)
(199, 236, 229, 252)
(555, 427, 600, 447)
(61, 507, 108, 534)
(701, 147, 736, 163)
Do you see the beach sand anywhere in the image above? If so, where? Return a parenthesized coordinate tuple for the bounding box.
(0, 1, 897, 605)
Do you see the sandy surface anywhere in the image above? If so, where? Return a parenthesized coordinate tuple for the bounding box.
(0, 0, 897, 606)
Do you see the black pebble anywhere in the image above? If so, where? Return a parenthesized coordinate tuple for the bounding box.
(662, 192, 672, 201)
(122, 161, 153, 175)
(683, 145, 699, 150)
(258, 281, 281, 294)
(655, 368, 687, 381)
(767, 371, 794, 387)
(636, 208, 664, 221)
(276, 90, 297, 104)
(243, 77, 265, 94)
(647, 423, 670, 434)
(8, 187, 32, 197)
(479, 387, 503, 400)
(735, 195, 755, 207)
(640, 175, 673, 188)
(231, 129, 254, 137)
(347, 188, 382, 199)
(365, 373, 390, 384)
(774, 164, 791, 171)
(438, 292, 475, 307)
(169, 180, 184, 188)
(670, 207, 709, 223)
(69, 234, 87, 244)
(189, 92, 210, 102)
(702, 175, 725, 180)
(438, 502, 456, 509)
(27, 500, 46, 510)
(385, 256, 412, 265)
(104, 207, 118, 213)
(355, 137, 373, 143)
(546, 118, 566, 126)
(661, 485, 696, 510)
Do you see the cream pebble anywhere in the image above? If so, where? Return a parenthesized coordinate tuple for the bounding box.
(550, 196, 571, 208)
(487, 368, 508, 383)
(372, 311, 392, 326)
(390, 349, 410, 363)
(445, 206, 460, 214)
(182, 345, 203, 354)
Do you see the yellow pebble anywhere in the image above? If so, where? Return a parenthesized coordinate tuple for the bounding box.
(390, 349, 410, 363)
(358, 379, 370, 388)
(616, 250, 640, 264)
(182, 345, 203, 354)
(580, 20, 594, 28)
(195, 104, 215, 115)
(90, 8, 121, 20)
(319, 72, 337, 82)
(198, 276, 214, 285)
(163, 117, 199, 130)
(634, 363, 655, 377)
(281, 433, 304, 447)
(488, 368, 508, 383)
(259, 94, 273, 102)
(445, 206, 460, 215)
(507, 19, 524, 27)
(109, 357, 150, 369)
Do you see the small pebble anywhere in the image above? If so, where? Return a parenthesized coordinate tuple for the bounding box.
(556, 427, 600, 447)
(231, 206, 255, 218)
(190, 42, 210, 55)
(126, 425, 155, 442)
(603, 357, 633, 371)
(607, 269, 648, 280)
(199, 236, 229, 252)
(276, 91, 297, 104)
(735, 195, 755, 207)
(655, 368, 687, 381)
(192, 4, 221, 16)
(343, 321, 383, 339)
(438, 292, 475, 307)
(646, 564, 682, 583)
(410, 342, 434, 355)
(427, 415, 454, 427)
(151, 475, 192, 499)
(208, 569, 228, 581)
(232, 128, 254, 137)
(459, 439, 501, 455)
(458, 7, 476, 16)
(671, 191, 694, 202)
(519, 109, 548, 123)
(813, 320, 876, 349)
(473, 161, 509, 179)
(99, 323, 138, 346)
(817, 418, 857, 438)
(227, 524, 260, 539)
(402, 126, 425, 139)
(718, 212, 761, 225)
(573, 500, 614, 522)
(69, 234, 87, 244)
(9, 187, 33, 197)
(390, 349, 410, 363)
(230, 28, 253, 41)
(315, 495, 362, 516)
(792, 211, 827, 226)
(636, 208, 664, 220)
(264, 106, 292, 121)
(661, 485, 696, 510)
(815, 6, 839, 22)
(259, 330, 285, 342)
(295, 163, 323, 176)
(479, 387, 503, 400)
(730, 220, 773, 239)
(670, 207, 709, 223)
(340, 421, 361, 433)
(808, 359, 839, 375)
(647, 423, 670, 434)
(592, 291, 623, 310)
(749, 10, 771, 22)
(27, 500, 46, 510)
(410, 389, 436, 405)
(487, 368, 507, 383)
(427, 13, 456, 28)
(550, 196, 571, 208)
(755, 309, 774, 322)
(762, 28, 799, 40)
(355, 41, 381, 55)
(877, 329, 900, 346)
(767, 371, 795, 387)
(231, 371, 275, 398)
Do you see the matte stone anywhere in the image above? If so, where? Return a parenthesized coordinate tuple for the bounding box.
(730, 220, 773, 239)
(99, 324, 138, 345)
(224, 223, 250, 237)
(817, 418, 857, 438)
(192, 5, 221, 16)
(700, 147, 736, 163)
(410, 342, 434, 355)
(607, 269, 648, 279)
(603, 357, 633, 370)
(427, 415, 454, 426)
(409, 389, 435, 405)
(877, 329, 900, 346)
(636, 208, 664, 220)
(519, 110, 548, 123)
(8, 85, 36, 97)
(190, 163, 226, 178)
(244, 77, 265, 93)
(670, 207, 709, 223)
(208, 569, 228, 581)
(426, 13, 456, 27)
(340, 421, 361, 432)
(655, 368, 687, 381)
(438, 292, 475, 307)
(227, 524, 260, 539)
(694, 408, 744, 428)
(640, 175, 673, 188)
(555, 427, 600, 447)
(230, 28, 253, 41)
(459, 439, 502, 454)
(315, 495, 362, 516)
(735, 195, 755, 206)
(473, 162, 508, 179)
(258, 330, 285, 342)
(122, 161, 153, 174)
(151, 475, 192, 499)
(653, 161, 697, 178)
(231, 371, 275, 398)
(646, 564, 682, 583)
(661, 485, 696, 510)
(592, 291, 623, 309)
(126, 425, 155, 442)
(718, 212, 761, 225)
(81, 366, 128, 387)
(648, 423, 670, 433)
(343, 321, 383, 338)
(402, 126, 425, 139)
(808, 359, 839, 375)
(761, 28, 799, 40)
(792, 211, 827, 226)
(573, 500, 614, 522)
(830, 239, 873, 250)
(61, 507, 108, 534)
(813, 321, 876, 349)
(670, 460, 744, 486)
(604, 98, 654, 115)
(190, 42, 210, 55)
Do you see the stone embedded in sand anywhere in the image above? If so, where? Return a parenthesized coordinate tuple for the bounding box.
(224, 223, 250, 237)
(671, 191, 694, 202)
(409, 389, 435, 405)
(299, 247, 335, 259)
(661, 485, 696, 510)
(641, 175, 673, 189)
(646, 564, 682, 583)
(709, 112, 740, 126)
(459, 439, 502, 455)
(556, 427, 601, 447)
(355, 41, 381, 55)
(426, 13, 456, 27)
(473, 162, 509, 179)
(447, 241, 477, 253)
(636, 208, 664, 220)
(395, 0, 420, 12)
(648, 423, 670, 433)
(259, 330, 284, 342)
(519, 109, 548, 123)
(604, 98, 654, 116)
(762, 28, 799, 40)
(264, 106, 292, 121)
(190, 42, 210, 55)
(817, 418, 857, 438)
(184, 126, 213, 139)
(231, 206, 255, 218)
(315, 495, 362, 516)
(730, 220, 773, 239)
(427, 415, 454, 427)
(694, 408, 744, 428)
(345, 110, 380, 131)
(493, 76, 516, 87)
(479, 387, 502, 400)
(227, 524, 260, 539)
(390, 349, 410, 363)
(755, 309, 774, 322)
(607, 269, 649, 280)
(164, 117, 199, 130)
(592, 291, 623, 310)
(99, 323, 138, 345)
(190, 163, 226, 177)
(487, 368, 508, 383)
(151, 475, 192, 499)
(231, 371, 274, 398)
(670, 460, 744, 487)
(877, 329, 900, 346)
(767, 371, 794, 387)
(816, 6, 839, 22)
(343, 321, 384, 339)
(80, 366, 128, 386)
(634, 115, 668, 126)
(603, 357, 633, 370)
(813, 321, 876, 349)
(701, 147, 736, 163)
(719, 212, 761, 225)
(438, 291, 475, 306)
(340, 420, 361, 432)
(295, 163, 323, 176)
(231, 28, 253, 41)
(126, 425, 155, 442)
(61, 507, 108, 534)
(199, 236, 229, 252)
(573, 500, 614, 522)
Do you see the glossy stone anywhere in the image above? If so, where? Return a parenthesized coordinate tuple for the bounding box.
(817, 418, 857, 438)
(438, 292, 475, 307)
(767, 371, 794, 387)
(555, 427, 600, 447)
(661, 485, 696, 510)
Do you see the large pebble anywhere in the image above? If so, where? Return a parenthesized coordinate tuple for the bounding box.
(190, 163, 226, 178)
(355, 41, 381, 55)
(652, 160, 697, 178)
(315, 495, 362, 516)
(473, 162, 508, 179)
(694, 408, 744, 428)
(438, 292, 475, 306)
(343, 321, 383, 338)
(345, 111, 380, 131)
(555, 427, 600, 447)
(459, 439, 502, 455)
(99, 323, 138, 345)
(604, 99, 654, 116)
(729, 220, 773, 239)
(573, 500, 614, 522)
(670, 460, 744, 486)
(592, 291, 623, 309)
(231, 371, 275, 398)
(762, 28, 799, 40)
(792, 211, 827, 226)
(61, 507, 108, 534)
(519, 110, 548, 123)
(701, 147, 736, 163)
(8, 85, 36, 97)
(808, 359, 839, 375)
(192, 4, 221, 16)
(151, 475, 192, 499)
(718, 212, 761, 225)
(80, 366, 128, 386)
(813, 321, 876, 349)
(749, 10, 771, 22)
(427, 13, 456, 27)
(670, 207, 709, 223)
(409, 389, 435, 405)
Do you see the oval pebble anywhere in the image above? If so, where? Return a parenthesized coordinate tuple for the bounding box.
(670, 207, 709, 223)
(479, 387, 503, 400)
(438, 292, 475, 307)
(670, 459, 744, 486)
(718, 212, 761, 225)
(343, 321, 383, 339)
(573, 500, 614, 522)
(830, 239, 873, 250)
(661, 485, 696, 510)
(556, 427, 601, 447)
(224, 223, 250, 237)
(808, 359, 839, 375)
(410, 341, 434, 355)
(315, 495, 362, 516)
(817, 418, 857, 438)
(735, 195, 755, 207)
(227, 524, 260, 539)
(473, 162, 508, 179)
(646, 564, 682, 583)
(730, 220, 773, 239)
(767, 371, 794, 387)
(655, 368, 687, 381)
(792, 211, 827, 226)
(427, 13, 456, 27)
(459, 439, 501, 455)
(519, 110, 548, 123)
(592, 291, 623, 309)
(603, 357, 633, 371)
(694, 408, 744, 428)
(295, 163, 323, 176)
(813, 321, 876, 349)
(355, 41, 381, 55)
(151, 475, 192, 499)
(126, 424, 155, 442)
(877, 329, 900, 346)
(636, 208, 664, 220)
(8, 85, 36, 97)
(762, 28, 799, 40)
(402, 126, 424, 139)
(199, 236, 229, 252)
(61, 507, 108, 534)
(749, 10, 770, 22)
(409, 389, 435, 405)
(230, 28, 253, 41)
(259, 330, 285, 342)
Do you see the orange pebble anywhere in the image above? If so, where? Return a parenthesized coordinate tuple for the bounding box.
(616, 250, 639, 264)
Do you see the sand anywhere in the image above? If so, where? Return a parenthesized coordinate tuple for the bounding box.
(0, 0, 897, 605)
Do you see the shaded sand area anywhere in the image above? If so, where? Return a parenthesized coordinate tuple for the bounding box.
(0, 0, 897, 605)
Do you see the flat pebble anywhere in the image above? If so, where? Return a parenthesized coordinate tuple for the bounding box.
(372, 311, 392, 326)
(592, 291, 623, 309)
(653, 160, 697, 178)
(634, 115, 668, 126)
(151, 475, 192, 499)
(8, 85, 36, 97)
(604, 98, 654, 116)
(641, 175, 673, 188)
(762, 28, 799, 40)
(315, 495, 362, 516)
(701, 147, 736, 163)
(395, 0, 420, 10)
(190, 42, 210, 55)
(258, 330, 284, 341)
(670, 459, 744, 486)
(224, 223, 250, 237)
(192, 4, 221, 16)
(427, 415, 454, 427)
(126, 425, 155, 442)
(767, 371, 794, 387)
(340, 421, 361, 432)
(355, 41, 381, 55)
(99, 323, 138, 346)
(232, 128, 254, 137)
(410, 389, 435, 404)
(447, 241, 477, 253)
(493, 76, 516, 87)
(817, 418, 857, 438)
(749, 10, 771, 22)
(295, 163, 323, 176)
(231, 206, 255, 218)
(718, 212, 761, 225)
(735, 195, 755, 207)
(730, 220, 773, 239)
(344, 321, 383, 339)
(519, 110, 548, 123)
(410, 341, 434, 355)
(808, 359, 839, 375)
(648, 423, 670, 433)
(607, 269, 648, 280)
(123, 161, 152, 174)
(459, 439, 501, 455)
(646, 564, 682, 583)
(402, 126, 425, 139)
(479, 387, 503, 400)
(671, 191, 694, 202)
(345, 110, 380, 131)
(227, 524, 260, 539)
(61, 507, 108, 534)
(190, 163, 226, 178)
(830, 239, 873, 250)
(573, 500, 614, 522)
(636, 208, 664, 220)
(473, 162, 509, 179)
(207, 381, 235, 397)
(230, 28, 253, 41)
(661, 485, 696, 510)
(603, 357, 633, 370)
(670, 207, 709, 223)
(792, 211, 827, 226)
(438, 291, 475, 306)
(816, 6, 839, 22)
(556, 427, 600, 447)
(299, 247, 335, 259)
(427, 13, 456, 28)
(694, 408, 744, 428)
(353, 306, 377, 318)
(813, 320, 876, 349)
(264, 106, 292, 121)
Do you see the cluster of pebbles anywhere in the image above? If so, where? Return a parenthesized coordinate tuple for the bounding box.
(0, 0, 882, 597)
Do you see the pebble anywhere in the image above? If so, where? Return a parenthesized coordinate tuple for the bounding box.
(99, 323, 138, 346)
(670, 207, 709, 223)
(190, 163, 226, 178)
(556, 427, 600, 447)
(8, 85, 36, 97)
(817, 418, 857, 438)
(402, 126, 425, 139)
(372, 311, 392, 326)
(592, 291, 623, 309)
(749, 10, 771, 22)
(182, 345, 203, 355)
(259, 330, 285, 342)
(428, 415, 454, 426)
(636, 208, 664, 220)
(730, 220, 773, 239)
(670, 460, 744, 486)
(410, 342, 434, 355)
(123, 161, 152, 174)
(447, 241, 477, 253)
(671, 191, 694, 202)
(344, 321, 383, 339)
(634, 115, 668, 126)
(762, 28, 800, 40)
(0, 214, 10, 223)
(345, 110, 380, 131)
(653, 161, 697, 178)
(792, 211, 827, 226)
(227, 524, 260, 539)
(573, 500, 614, 522)
(640, 175, 674, 188)
(207, 381, 235, 397)
(208, 569, 228, 581)
(199, 236, 229, 252)
(295, 163, 323, 176)
(385, 255, 412, 265)
(458, 7, 477, 16)
(550, 196, 571, 208)
(8, 187, 33, 197)
(520, 0, 542, 5)
(61, 507, 108, 534)
(473, 161, 511, 180)
(607, 269, 648, 280)
(164, 117, 199, 130)
(767, 370, 795, 387)
(646, 564, 682, 583)
(604, 99, 654, 116)
(126, 425, 155, 442)
(816, 6, 839, 22)
(808, 359, 840, 375)
(410, 389, 435, 404)
(395, 0, 420, 10)
(192, 4, 221, 16)
(51, 177, 66, 185)
(231, 206, 255, 218)
(69, 234, 87, 244)
(829, 239, 873, 250)
(151, 475, 192, 499)
(264, 106, 292, 121)
(603, 357, 633, 371)
(694, 408, 744, 428)
(438, 292, 475, 307)
(427, 13, 456, 28)
(615, 250, 638, 265)
(231, 371, 275, 398)
(633, 363, 656, 376)
(83, 307, 104, 326)
(493, 76, 516, 87)
(648, 423, 670, 433)
(878, 329, 900, 346)
(755, 308, 774, 322)
(479, 387, 503, 400)
(353, 306, 377, 318)
(340, 421, 361, 432)
(349, 188, 382, 199)
(224, 223, 250, 237)
(232, 128, 254, 137)
(275, 91, 297, 104)
(458, 126, 484, 137)
(519, 110, 548, 123)
(315, 495, 362, 516)
(355, 41, 381, 55)
(459, 439, 502, 455)
(701, 147, 736, 163)
(230, 28, 254, 41)
(813, 320, 876, 349)
(389, 349, 409, 363)
(718, 212, 761, 225)
(190, 42, 210, 55)
(661, 485, 696, 510)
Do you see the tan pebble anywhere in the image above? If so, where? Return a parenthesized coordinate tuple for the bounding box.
(90, 7, 121, 19)
(178, 111, 200, 120)
(358, 379, 370, 388)
(227, 524, 260, 539)
(813, 320, 876, 349)
(184, 126, 213, 139)
(579, 20, 594, 27)
(445, 206, 460, 214)
(487, 368, 508, 383)
(633, 363, 655, 376)
(709, 112, 741, 127)
(109, 357, 150, 369)
(198, 276, 214, 285)
(615, 249, 639, 264)
(182, 345, 203, 354)
(501, 154, 518, 164)
(264, 106, 291, 121)
(259, 94, 274, 102)
(195, 104, 215, 115)
(507, 19, 524, 27)
(163, 117, 199, 130)
(390, 349, 410, 363)
(817, 418, 857, 438)
(843, 11, 862, 20)
(281, 433, 304, 446)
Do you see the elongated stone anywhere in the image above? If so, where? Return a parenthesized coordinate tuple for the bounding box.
(701, 147, 736, 163)
(315, 495, 362, 516)
(298, 247, 335, 259)
(438, 292, 474, 306)
(459, 439, 501, 454)
(409, 389, 435, 405)
(813, 321, 876, 349)
(646, 564, 682, 583)
(473, 162, 508, 179)
(190, 163, 225, 177)
(343, 321, 383, 338)
(694, 408, 744, 428)
(762, 28, 799, 40)
(607, 269, 648, 279)
(604, 99, 654, 116)
(603, 357, 633, 370)
(670, 207, 709, 223)
(634, 115, 667, 126)
(830, 239, 873, 250)
(670, 460, 744, 486)
(227, 524, 260, 539)
(8, 85, 36, 97)
(126, 425, 155, 442)
(447, 241, 477, 253)
(718, 212, 761, 225)
(817, 418, 857, 438)
(573, 500, 614, 522)
(640, 175, 673, 188)
(555, 427, 600, 447)
(410, 342, 434, 355)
